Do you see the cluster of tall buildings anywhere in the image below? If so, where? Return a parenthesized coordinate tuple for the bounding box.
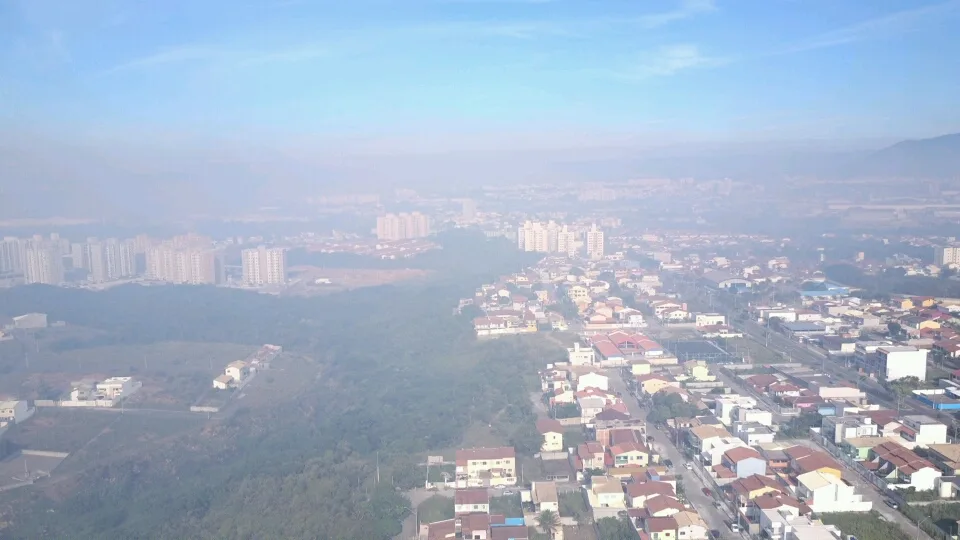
(241, 246, 287, 286)
(517, 221, 605, 259)
(375, 212, 432, 241)
(2, 234, 141, 285)
(2, 232, 289, 289)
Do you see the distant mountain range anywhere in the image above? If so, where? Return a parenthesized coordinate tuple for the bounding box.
(850, 132, 960, 179)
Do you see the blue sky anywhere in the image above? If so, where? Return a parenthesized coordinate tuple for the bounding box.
(2, 0, 959, 148)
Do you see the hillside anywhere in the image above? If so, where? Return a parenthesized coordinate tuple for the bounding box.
(851, 132, 960, 179)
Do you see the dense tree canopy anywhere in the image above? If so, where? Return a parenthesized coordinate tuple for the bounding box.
(0, 232, 548, 540)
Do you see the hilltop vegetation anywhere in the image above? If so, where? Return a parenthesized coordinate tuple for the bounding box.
(0, 231, 548, 540)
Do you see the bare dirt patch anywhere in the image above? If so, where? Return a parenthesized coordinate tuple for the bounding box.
(284, 266, 433, 296)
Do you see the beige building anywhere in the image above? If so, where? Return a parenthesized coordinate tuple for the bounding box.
(455, 447, 517, 487)
(376, 212, 432, 240)
(586, 223, 604, 260)
(146, 244, 219, 285)
(241, 246, 287, 286)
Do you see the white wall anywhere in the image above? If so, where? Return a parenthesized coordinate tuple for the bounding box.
(883, 349, 928, 381)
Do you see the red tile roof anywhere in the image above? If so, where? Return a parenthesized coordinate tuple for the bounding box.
(455, 489, 490, 506)
(536, 418, 564, 434)
(724, 446, 763, 463)
(645, 516, 679, 533)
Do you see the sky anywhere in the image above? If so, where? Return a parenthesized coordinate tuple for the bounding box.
(1, 0, 959, 149)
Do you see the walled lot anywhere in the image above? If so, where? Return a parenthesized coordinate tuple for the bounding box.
(0, 452, 66, 490)
(283, 266, 432, 296)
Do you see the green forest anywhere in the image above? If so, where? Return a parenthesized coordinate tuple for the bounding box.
(0, 231, 549, 540)
(825, 264, 960, 298)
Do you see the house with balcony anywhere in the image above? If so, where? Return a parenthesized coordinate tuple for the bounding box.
(455, 447, 517, 487)
(609, 441, 654, 468)
(577, 442, 606, 472)
(730, 474, 786, 508)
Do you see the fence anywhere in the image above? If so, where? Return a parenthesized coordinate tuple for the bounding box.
(812, 431, 893, 494)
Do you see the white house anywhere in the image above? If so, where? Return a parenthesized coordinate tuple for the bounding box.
(95, 377, 139, 399)
(0, 400, 33, 424)
(901, 415, 948, 447)
(695, 313, 726, 328)
(877, 346, 928, 382)
(577, 372, 609, 392)
(796, 471, 872, 513)
(537, 419, 565, 453)
(225, 360, 248, 382)
(568, 342, 596, 365)
(212, 374, 233, 390)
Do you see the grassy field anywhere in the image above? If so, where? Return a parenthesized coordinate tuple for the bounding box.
(490, 494, 523, 517)
(0, 340, 258, 402)
(819, 511, 909, 540)
(417, 495, 453, 524)
(4, 409, 118, 453)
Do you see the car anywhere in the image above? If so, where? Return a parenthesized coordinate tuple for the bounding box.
(702, 488, 712, 497)
(709, 530, 721, 539)
(885, 500, 899, 509)
(685, 463, 693, 470)
(714, 501, 723, 509)
(730, 523, 740, 533)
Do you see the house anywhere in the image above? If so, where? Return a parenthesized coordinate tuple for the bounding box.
(687, 425, 733, 452)
(900, 415, 948, 447)
(730, 474, 785, 507)
(536, 419, 564, 453)
(212, 374, 233, 390)
(643, 516, 679, 540)
(927, 444, 960, 475)
(872, 441, 942, 491)
(682, 360, 713, 381)
(644, 495, 685, 517)
(0, 400, 32, 424)
(225, 360, 248, 382)
(609, 441, 653, 467)
(586, 475, 626, 509)
(456, 447, 517, 487)
(455, 489, 490, 515)
(577, 442, 606, 471)
(636, 374, 677, 396)
(796, 471, 872, 513)
(627, 481, 676, 508)
(577, 371, 609, 392)
(567, 342, 596, 365)
(821, 415, 879, 444)
(721, 447, 767, 478)
(422, 513, 529, 540)
(785, 446, 842, 480)
(531, 481, 559, 513)
(673, 510, 708, 540)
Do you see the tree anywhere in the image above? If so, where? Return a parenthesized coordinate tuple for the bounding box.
(646, 392, 704, 424)
(536, 509, 561, 539)
(596, 516, 639, 539)
(552, 403, 581, 419)
(887, 322, 904, 339)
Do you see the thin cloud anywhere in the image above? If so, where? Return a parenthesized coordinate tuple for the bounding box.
(636, 0, 717, 29)
(779, 0, 960, 54)
(104, 43, 331, 73)
(628, 44, 729, 78)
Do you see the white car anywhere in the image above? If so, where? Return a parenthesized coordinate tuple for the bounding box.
(685, 463, 693, 470)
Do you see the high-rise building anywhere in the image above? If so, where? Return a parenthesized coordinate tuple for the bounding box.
(518, 221, 569, 253)
(935, 247, 960, 266)
(461, 199, 477, 222)
(85, 238, 136, 283)
(24, 242, 64, 285)
(0, 237, 24, 274)
(557, 225, 577, 257)
(586, 224, 604, 260)
(146, 244, 218, 284)
(241, 246, 287, 286)
(376, 212, 432, 240)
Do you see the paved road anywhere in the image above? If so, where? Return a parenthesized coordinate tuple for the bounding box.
(607, 373, 745, 539)
(671, 278, 925, 415)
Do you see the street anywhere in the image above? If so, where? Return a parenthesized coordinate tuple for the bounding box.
(607, 372, 745, 539)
